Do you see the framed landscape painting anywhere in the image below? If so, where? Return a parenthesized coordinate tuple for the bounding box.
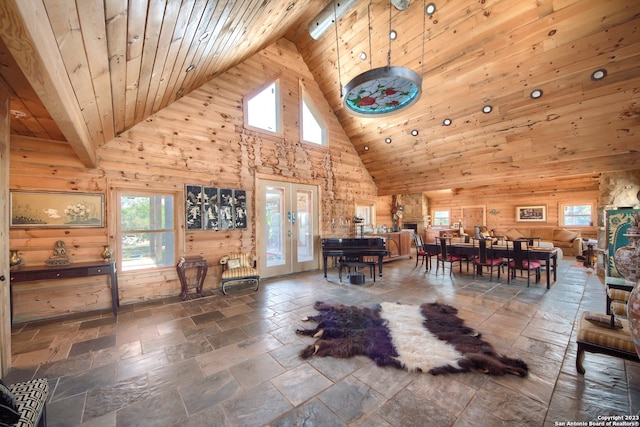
(10, 191, 105, 228)
(516, 205, 546, 222)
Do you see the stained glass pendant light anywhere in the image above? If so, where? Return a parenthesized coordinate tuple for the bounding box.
(340, 1, 424, 117)
(343, 66, 422, 117)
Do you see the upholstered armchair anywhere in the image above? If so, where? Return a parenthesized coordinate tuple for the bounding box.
(220, 252, 259, 295)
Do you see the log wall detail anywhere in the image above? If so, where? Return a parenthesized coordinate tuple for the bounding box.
(8, 39, 378, 323)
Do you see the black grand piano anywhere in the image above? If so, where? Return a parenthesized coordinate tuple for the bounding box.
(322, 237, 388, 279)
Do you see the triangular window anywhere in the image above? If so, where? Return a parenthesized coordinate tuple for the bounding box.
(301, 94, 326, 145)
(246, 81, 280, 133)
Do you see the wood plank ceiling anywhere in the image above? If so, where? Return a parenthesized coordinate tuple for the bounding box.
(0, 0, 638, 195)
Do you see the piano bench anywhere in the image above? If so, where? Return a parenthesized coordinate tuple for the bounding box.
(339, 261, 376, 283)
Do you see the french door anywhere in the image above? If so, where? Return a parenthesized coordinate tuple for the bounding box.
(257, 179, 319, 278)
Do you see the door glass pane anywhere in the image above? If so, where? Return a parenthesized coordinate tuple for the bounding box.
(266, 185, 285, 267)
(296, 189, 313, 262)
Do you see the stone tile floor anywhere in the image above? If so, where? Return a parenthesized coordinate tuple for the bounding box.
(5, 256, 640, 426)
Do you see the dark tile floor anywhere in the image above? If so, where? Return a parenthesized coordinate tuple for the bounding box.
(6, 254, 640, 427)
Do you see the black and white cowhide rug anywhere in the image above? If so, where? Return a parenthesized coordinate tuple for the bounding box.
(296, 301, 528, 377)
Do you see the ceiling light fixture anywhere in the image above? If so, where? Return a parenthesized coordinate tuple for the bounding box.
(385, 137, 392, 144)
(411, 129, 419, 136)
(443, 118, 452, 126)
(530, 89, 543, 99)
(389, 29, 397, 40)
(591, 68, 607, 81)
(340, 0, 425, 117)
(482, 105, 493, 114)
(198, 31, 211, 42)
(425, 2, 436, 15)
(359, 51, 367, 61)
(286, 2, 295, 11)
(10, 109, 28, 118)
(185, 64, 196, 72)
(364, 145, 370, 151)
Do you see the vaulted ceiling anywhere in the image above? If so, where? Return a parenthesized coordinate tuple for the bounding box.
(0, 0, 638, 196)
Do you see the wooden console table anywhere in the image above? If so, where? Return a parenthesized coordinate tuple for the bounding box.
(9, 260, 119, 323)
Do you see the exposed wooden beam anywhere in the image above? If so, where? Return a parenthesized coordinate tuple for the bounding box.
(0, 0, 96, 167)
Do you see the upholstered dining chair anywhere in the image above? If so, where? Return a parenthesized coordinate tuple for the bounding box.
(507, 240, 541, 286)
(436, 237, 465, 276)
(473, 238, 503, 282)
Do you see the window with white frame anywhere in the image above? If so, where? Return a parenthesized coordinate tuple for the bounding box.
(433, 210, 450, 226)
(118, 191, 177, 271)
(301, 93, 326, 145)
(246, 81, 280, 133)
(562, 203, 593, 227)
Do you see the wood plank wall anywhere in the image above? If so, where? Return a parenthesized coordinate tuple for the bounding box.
(423, 179, 600, 239)
(8, 39, 378, 322)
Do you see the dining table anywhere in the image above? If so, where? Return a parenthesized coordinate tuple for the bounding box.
(424, 241, 560, 289)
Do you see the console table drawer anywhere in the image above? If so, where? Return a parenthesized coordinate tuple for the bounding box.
(86, 267, 110, 275)
(13, 269, 85, 281)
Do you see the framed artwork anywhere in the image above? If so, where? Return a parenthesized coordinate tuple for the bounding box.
(185, 185, 248, 230)
(234, 190, 247, 229)
(10, 191, 105, 228)
(185, 185, 202, 230)
(203, 186, 219, 230)
(516, 205, 546, 222)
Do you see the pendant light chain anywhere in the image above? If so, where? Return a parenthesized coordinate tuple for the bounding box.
(387, 0, 392, 68)
(421, 0, 426, 77)
(367, 2, 372, 70)
(333, 1, 343, 97)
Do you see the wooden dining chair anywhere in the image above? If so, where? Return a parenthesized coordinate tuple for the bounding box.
(436, 237, 465, 276)
(413, 233, 431, 270)
(473, 238, 503, 282)
(507, 240, 541, 286)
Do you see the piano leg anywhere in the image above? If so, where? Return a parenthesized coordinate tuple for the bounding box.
(323, 255, 328, 278)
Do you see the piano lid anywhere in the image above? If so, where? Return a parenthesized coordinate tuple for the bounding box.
(322, 237, 386, 247)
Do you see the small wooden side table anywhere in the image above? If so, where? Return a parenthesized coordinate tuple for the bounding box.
(176, 256, 208, 300)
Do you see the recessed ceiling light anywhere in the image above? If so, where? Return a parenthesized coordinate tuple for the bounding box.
(176, 88, 184, 96)
(286, 2, 295, 11)
(359, 52, 367, 61)
(482, 105, 493, 114)
(591, 68, 607, 81)
(364, 145, 370, 151)
(10, 109, 28, 118)
(198, 31, 211, 42)
(385, 137, 392, 144)
(411, 129, 419, 136)
(530, 89, 543, 99)
(443, 118, 452, 126)
(389, 30, 397, 40)
(185, 64, 196, 72)
(425, 3, 436, 16)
